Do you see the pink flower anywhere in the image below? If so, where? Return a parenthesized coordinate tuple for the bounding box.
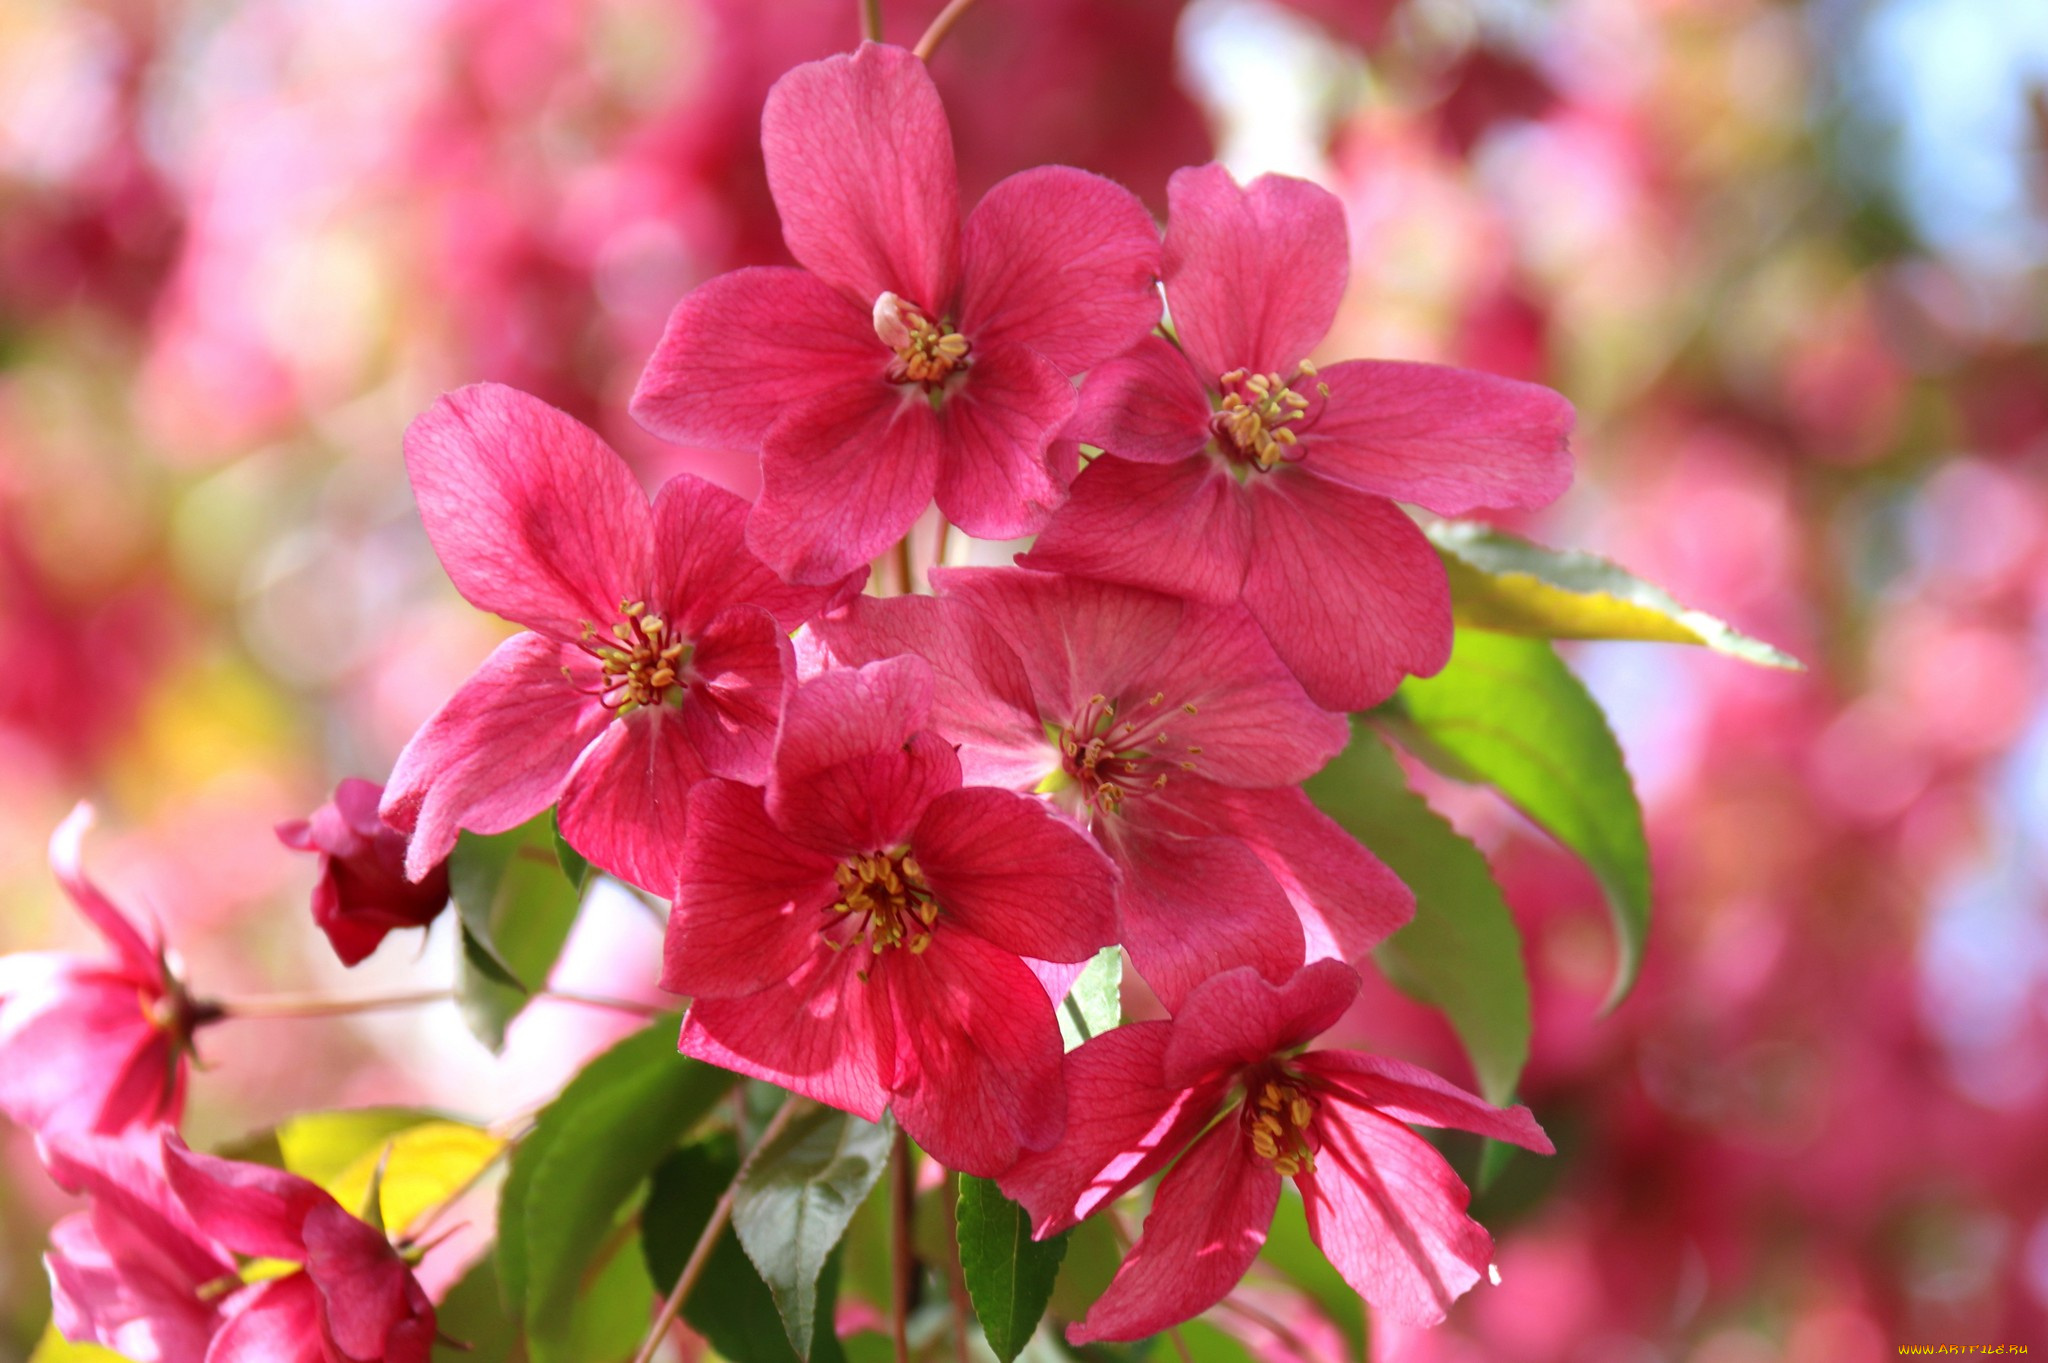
(1022, 164, 1575, 710)
(43, 1130, 436, 1363)
(664, 656, 1119, 1175)
(0, 806, 209, 1138)
(379, 383, 862, 894)
(277, 780, 450, 967)
(632, 42, 1163, 585)
(1000, 962, 1552, 1338)
(818, 567, 1412, 1011)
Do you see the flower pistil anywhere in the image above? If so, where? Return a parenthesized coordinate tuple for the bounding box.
(575, 599, 689, 712)
(829, 849, 938, 955)
(874, 292, 971, 387)
(1213, 362, 1324, 470)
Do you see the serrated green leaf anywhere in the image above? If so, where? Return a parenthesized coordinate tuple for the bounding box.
(1057, 948, 1122, 1051)
(551, 807, 594, 891)
(957, 1175, 1068, 1362)
(731, 1105, 892, 1360)
(1381, 630, 1650, 1008)
(643, 1138, 850, 1363)
(1430, 519, 1802, 669)
(1304, 724, 1530, 1104)
(449, 815, 584, 1051)
(494, 1015, 731, 1361)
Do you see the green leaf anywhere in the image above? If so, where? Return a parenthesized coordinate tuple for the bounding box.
(1304, 724, 1530, 1105)
(449, 814, 585, 1050)
(1381, 630, 1651, 1008)
(956, 1175, 1068, 1362)
(1057, 947, 1122, 1051)
(1430, 519, 1802, 669)
(433, 1258, 518, 1362)
(731, 1105, 893, 1359)
(643, 1138, 850, 1363)
(551, 807, 594, 891)
(494, 1015, 733, 1362)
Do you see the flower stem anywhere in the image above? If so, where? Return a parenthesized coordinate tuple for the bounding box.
(940, 1171, 973, 1363)
(211, 989, 455, 1020)
(859, 0, 882, 41)
(930, 516, 951, 584)
(630, 1096, 810, 1363)
(891, 1127, 915, 1363)
(912, 0, 982, 60)
(894, 535, 917, 597)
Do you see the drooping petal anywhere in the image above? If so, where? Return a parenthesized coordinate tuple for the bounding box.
(555, 706, 707, 896)
(911, 787, 1117, 963)
(204, 1275, 328, 1363)
(1100, 819, 1306, 1015)
(0, 979, 176, 1136)
(959, 165, 1161, 374)
(40, 1132, 236, 1291)
(300, 1200, 433, 1363)
(1296, 1101, 1494, 1326)
(679, 949, 891, 1124)
(161, 1138, 326, 1263)
(931, 343, 1078, 541)
(761, 42, 960, 312)
(650, 475, 864, 637)
(50, 804, 158, 979)
(1068, 336, 1212, 464)
(379, 634, 612, 883)
(876, 927, 1067, 1176)
(681, 604, 796, 785)
(1240, 474, 1451, 712)
(999, 1021, 1227, 1237)
(46, 1209, 225, 1363)
(1163, 165, 1348, 382)
(1298, 359, 1574, 513)
(1159, 960, 1360, 1090)
(750, 380, 944, 585)
(402, 384, 652, 641)
(1292, 1052, 1553, 1152)
(664, 780, 840, 998)
(631, 268, 881, 452)
(1067, 1118, 1280, 1344)
(1019, 455, 1251, 606)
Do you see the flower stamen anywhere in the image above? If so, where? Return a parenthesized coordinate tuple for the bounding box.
(827, 849, 938, 956)
(875, 292, 971, 387)
(569, 600, 691, 713)
(1245, 1075, 1319, 1178)
(1213, 361, 1318, 471)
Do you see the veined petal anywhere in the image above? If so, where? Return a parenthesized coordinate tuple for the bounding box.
(651, 475, 865, 636)
(300, 1201, 429, 1363)
(1160, 960, 1360, 1091)
(681, 604, 795, 786)
(769, 656, 931, 783)
(631, 268, 880, 452)
(1143, 602, 1349, 787)
(664, 780, 840, 998)
(1299, 359, 1574, 513)
(403, 384, 651, 640)
(1293, 1051, 1552, 1152)
(932, 343, 1078, 541)
(679, 950, 892, 1124)
(556, 707, 707, 896)
(1241, 474, 1451, 712)
(912, 787, 1117, 963)
(1067, 1118, 1280, 1344)
(1019, 454, 1251, 606)
(1069, 337, 1212, 465)
(775, 731, 963, 858)
(1164, 165, 1347, 382)
(762, 42, 960, 312)
(959, 166, 1161, 374)
(379, 634, 611, 883)
(162, 1138, 327, 1263)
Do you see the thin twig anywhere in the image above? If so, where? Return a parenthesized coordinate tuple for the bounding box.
(212, 988, 454, 1020)
(859, 0, 882, 41)
(890, 1127, 916, 1363)
(912, 0, 982, 61)
(630, 1097, 810, 1363)
(541, 989, 669, 1018)
(940, 1171, 974, 1363)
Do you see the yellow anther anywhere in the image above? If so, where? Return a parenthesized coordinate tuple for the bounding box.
(1245, 1076, 1319, 1177)
(876, 291, 971, 387)
(827, 847, 939, 959)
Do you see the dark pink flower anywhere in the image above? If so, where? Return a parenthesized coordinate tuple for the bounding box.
(1022, 164, 1574, 710)
(379, 383, 862, 894)
(277, 780, 450, 967)
(664, 656, 1119, 1175)
(0, 806, 208, 1138)
(816, 567, 1412, 1010)
(1001, 962, 1552, 1338)
(632, 42, 1162, 585)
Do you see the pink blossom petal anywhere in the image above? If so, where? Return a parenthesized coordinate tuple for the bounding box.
(556, 707, 708, 896)
(1160, 960, 1360, 1090)
(206, 1275, 328, 1363)
(959, 165, 1161, 374)
(751, 381, 944, 585)
(1300, 359, 1574, 513)
(403, 384, 652, 641)
(664, 780, 841, 998)
(40, 1132, 235, 1290)
(0, 981, 175, 1135)
(679, 949, 892, 1124)
(161, 1139, 325, 1263)
(1164, 165, 1348, 381)
(769, 656, 935, 795)
(50, 804, 158, 979)
(631, 269, 881, 451)
(681, 604, 796, 786)
(1293, 1052, 1553, 1152)
(932, 343, 1078, 540)
(1144, 603, 1350, 787)
(1000, 1022, 1227, 1237)
(1069, 337, 1213, 464)
(46, 1208, 226, 1363)
(1019, 455, 1252, 606)
(1241, 474, 1451, 712)
(912, 787, 1117, 963)
(762, 42, 960, 312)
(652, 476, 864, 636)
(1101, 819, 1306, 1015)
(301, 1200, 432, 1363)
(380, 634, 612, 882)
(877, 927, 1067, 1176)
(778, 730, 963, 858)
(1068, 1118, 1280, 1344)
(1297, 1101, 1494, 1326)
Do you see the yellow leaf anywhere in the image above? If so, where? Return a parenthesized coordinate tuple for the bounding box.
(326, 1121, 505, 1239)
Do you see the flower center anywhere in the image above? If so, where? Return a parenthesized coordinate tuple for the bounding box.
(575, 600, 690, 713)
(1056, 692, 1202, 814)
(874, 292, 970, 387)
(1212, 363, 1322, 471)
(827, 848, 938, 956)
(1244, 1074, 1319, 1177)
